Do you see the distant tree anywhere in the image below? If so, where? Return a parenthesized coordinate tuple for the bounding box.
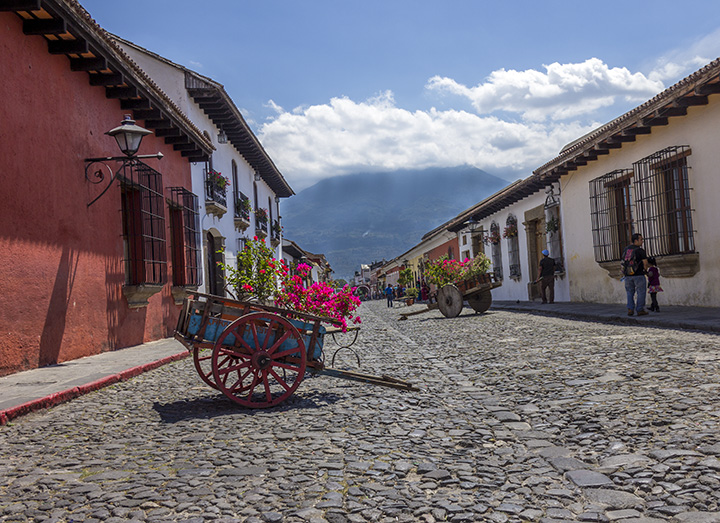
(332, 278, 348, 288)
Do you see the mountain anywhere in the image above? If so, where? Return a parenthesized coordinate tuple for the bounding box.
(281, 166, 510, 280)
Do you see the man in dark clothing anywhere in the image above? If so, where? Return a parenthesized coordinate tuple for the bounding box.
(623, 233, 650, 316)
(537, 249, 556, 304)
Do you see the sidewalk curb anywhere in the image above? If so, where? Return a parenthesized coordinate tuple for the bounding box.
(0, 351, 190, 426)
(491, 305, 720, 334)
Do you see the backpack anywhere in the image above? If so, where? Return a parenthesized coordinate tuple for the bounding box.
(621, 245, 639, 276)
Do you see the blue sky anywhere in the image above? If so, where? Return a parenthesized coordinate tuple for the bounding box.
(82, 0, 720, 191)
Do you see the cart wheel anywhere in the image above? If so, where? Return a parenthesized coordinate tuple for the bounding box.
(437, 284, 463, 318)
(193, 347, 219, 390)
(467, 290, 492, 314)
(211, 312, 307, 408)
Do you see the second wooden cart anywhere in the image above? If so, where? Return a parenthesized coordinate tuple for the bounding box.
(400, 272, 502, 319)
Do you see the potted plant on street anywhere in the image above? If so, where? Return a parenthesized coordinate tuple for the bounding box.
(405, 287, 419, 305)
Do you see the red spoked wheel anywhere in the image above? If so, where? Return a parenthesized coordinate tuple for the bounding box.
(192, 346, 219, 390)
(211, 312, 307, 408)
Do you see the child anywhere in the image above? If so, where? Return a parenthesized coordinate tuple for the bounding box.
(647, 257, 663, 312)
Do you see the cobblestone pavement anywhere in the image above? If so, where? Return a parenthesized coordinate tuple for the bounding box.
(2, 301, 720, 523)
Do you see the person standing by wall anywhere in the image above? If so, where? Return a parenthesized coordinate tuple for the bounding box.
(622, 233, 650, 316)
(537, 249, 556, 304)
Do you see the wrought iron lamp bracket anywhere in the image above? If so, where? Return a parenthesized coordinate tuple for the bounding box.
(84, 153, 163, 207)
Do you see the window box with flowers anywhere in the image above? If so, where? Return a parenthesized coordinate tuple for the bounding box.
(483, 230, 501, 245)
(255, 207, 269, 237)
(234, 194, 252, 231)
(205, 169, 230, 218)
(271, 220, 282, 247)
(503, 222, 518, 239)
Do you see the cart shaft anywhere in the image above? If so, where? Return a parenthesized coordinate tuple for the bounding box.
(313, 368, 419, 391)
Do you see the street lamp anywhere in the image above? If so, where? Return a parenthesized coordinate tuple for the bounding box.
(84, 115, 163, 207)
(106, 115, 153, 157)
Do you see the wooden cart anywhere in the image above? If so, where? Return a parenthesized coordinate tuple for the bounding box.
(400, 273, 502, 320)
(175, 292, 417, 408)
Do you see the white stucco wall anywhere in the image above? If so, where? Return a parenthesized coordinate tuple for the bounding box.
(559, 97, 720, 307)
(118, 43, 283, 295)
(467, 190, 570, 303)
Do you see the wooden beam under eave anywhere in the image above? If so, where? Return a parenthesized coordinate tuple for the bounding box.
(154, 128, 181, 137)
(675, 94, 708, 107)
(173, 143, 197, 151)
(143, 118, 174, 129)
(659, 105, 687, 118)
(164, 136, 190, 145)
(105, 86, 137, 99)
(120, 98, 151, 110)
(132, 108, 162, 120)
(607, 134, 636, 144)
(695, 82, 720, 96)
(0, 0, 41, 11)
(642, 115, 669, 127)
(70, 56, 107, 71)
(23, 17, 66, 35)
(89, 72, 123, 86)
(181, 148, 203, 157)
(622, 126, 651, 136)
(48, 39, 88, 55)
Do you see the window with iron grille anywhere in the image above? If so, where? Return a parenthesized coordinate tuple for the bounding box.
(168, 187, 202, 287)
(505, 215, 521, 279)
(589, 169, 635, 262)
(490, 222, 503, 280)
(120, 161, 167, 286)
(633, 146, 695, 257)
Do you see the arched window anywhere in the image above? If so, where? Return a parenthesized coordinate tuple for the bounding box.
(490, 222, 502, 280)
(505, 215, 521, 279)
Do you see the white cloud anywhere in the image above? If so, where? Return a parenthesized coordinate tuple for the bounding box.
(426, 58, 664, 121)
(259, 91, 597, 191)
(647, 28, 720, 83)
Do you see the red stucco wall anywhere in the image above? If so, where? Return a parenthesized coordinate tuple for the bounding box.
(425, 238, 460, 263)
(0, 13, 192, 376)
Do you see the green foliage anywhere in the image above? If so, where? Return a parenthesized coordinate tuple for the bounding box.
(220, 237, 281, 303)
(398, 267, 413, 286)
(405, 287, 419, 299)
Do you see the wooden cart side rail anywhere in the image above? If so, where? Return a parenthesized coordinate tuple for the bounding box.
(185, 291, 346, 328)
(462, 280, 503, 297)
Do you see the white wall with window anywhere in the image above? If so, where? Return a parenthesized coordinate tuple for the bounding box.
(117, 40, 289, 298)
(560, 97, 720, 306)
(461, 188, 570, 303)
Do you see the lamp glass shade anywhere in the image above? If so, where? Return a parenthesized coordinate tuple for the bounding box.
(106, 116, 153, 157)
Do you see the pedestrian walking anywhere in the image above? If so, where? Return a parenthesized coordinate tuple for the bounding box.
(647, 257, 663, 312)
(536, 249, 556, 304)
(621, 233, 650, 316)
(385, 283, 394, 307)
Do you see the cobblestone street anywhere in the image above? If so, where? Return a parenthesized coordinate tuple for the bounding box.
(2, 301, 720, 523)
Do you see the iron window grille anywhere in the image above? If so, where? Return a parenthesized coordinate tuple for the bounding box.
(205, 168, 227, 208)
(589, 169, 635, 262)
(168, 187, 202, 287)
(506, 215, 521, 279)
(119, 161, 167, 286)
(633, 146, 695, 257)
(490, 222, 503, 280)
